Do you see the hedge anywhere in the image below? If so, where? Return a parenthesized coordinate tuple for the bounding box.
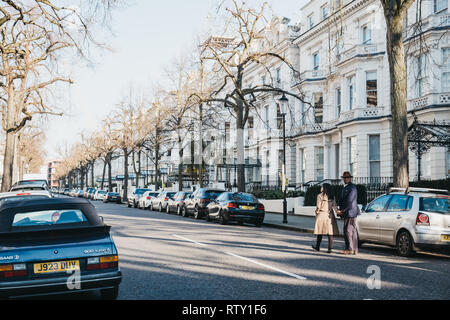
(252, 190, 305, 200)
(304, 184, 368, 206)
(409, 179, 450, 192)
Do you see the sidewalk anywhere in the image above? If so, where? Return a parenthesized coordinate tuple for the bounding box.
(263, 212, 345, 236)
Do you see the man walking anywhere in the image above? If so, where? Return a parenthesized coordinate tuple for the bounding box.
(337, 172, 360, 255)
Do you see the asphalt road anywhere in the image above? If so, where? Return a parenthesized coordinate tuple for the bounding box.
(30, 199, 450, 300)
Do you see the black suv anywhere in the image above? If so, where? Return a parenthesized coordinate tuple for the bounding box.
(183, 188, 226, 219)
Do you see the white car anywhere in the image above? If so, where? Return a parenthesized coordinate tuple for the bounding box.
(138, 191, 160, 209)
(0, 190, 53, 206)
(93, 190, 107, 201)
(357, 187, 449, 257)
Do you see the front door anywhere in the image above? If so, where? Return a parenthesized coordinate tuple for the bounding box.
(358, 195, 392, 242)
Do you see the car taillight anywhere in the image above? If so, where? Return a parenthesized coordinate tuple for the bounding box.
(86, 255, 119, 270)
(164, 197, 169, 201)
(257, 204, 265, 210)
(146, 196, 151, 200)
(0, 264, 27, 279)
(416, 212, 430, 226)
(15, 193, 31, 196)
(227, 203, 238, 208)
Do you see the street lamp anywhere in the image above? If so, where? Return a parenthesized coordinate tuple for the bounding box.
(279, 93, 288, 224)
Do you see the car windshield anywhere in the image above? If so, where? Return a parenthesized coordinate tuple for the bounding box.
(229, 193, 256, 202)
(108, 193, 119, 196)
(12, 209, 88, 227)
(420, 197, 449, 214)
(149, 193, 159, 197)
(0, 195, 50, 206)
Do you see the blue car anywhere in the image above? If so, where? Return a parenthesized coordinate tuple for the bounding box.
(0, 198, 122, 299)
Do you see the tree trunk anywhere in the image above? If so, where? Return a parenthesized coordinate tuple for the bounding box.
(1, 131, 16, 192)
(178, 133, 183, 191)
(101, 159, 107, 189)
(236, 67, 246, 192)
(107, 153, 112, 192)
(385, 12, 410, 188)
(91, 161, 95, 188)
(123, 148, 129, 201)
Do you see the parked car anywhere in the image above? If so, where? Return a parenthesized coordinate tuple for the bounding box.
(166, 191, 192, 215)
(103, 192, 122, 204)
(138, 191, 160, 209)
(183, 188, 226, 219)
(150, 191, 177, 212)
(0, 190, 53, 207)
(0, 197, 122, 299)
(84, 188, 96, 199)
(76, 190, 85, 198)
(127, 188, 152, 208)
(357, 187, 450, 257)
(94, 190, 107, 201)
(206, 192, 265, 226)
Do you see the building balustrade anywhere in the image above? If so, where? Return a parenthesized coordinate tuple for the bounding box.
(408, 92, 450, 110)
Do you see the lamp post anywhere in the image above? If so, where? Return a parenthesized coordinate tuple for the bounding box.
(279, 93, 288, 224)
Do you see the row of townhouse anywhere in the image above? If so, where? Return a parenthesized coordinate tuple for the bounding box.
(88, 0, 450, 192)
(199, 0, 450, 188)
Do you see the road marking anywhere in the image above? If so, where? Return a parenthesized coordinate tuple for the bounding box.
(173, 234, 208, 247)
(224, 251, 307, 280)
(172, 234, 306, 280)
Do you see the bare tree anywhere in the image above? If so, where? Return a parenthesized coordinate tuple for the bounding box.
(197, 0, 308, 192)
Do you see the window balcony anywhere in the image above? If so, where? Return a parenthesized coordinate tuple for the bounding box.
(338, 106, 385, 123)
(340, 43, 379, 62)
(404, 13, 450, 39)
(407, 92, 450, 110)
(300, 69, 325, 80)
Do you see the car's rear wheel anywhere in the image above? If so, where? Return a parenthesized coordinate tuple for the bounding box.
(396, 230, 415, 257)
(100, 286, 119, 300)
(127, 202, 131, 208)
(159, 204, 163, 212)
(149, 203, 153, 211)
(206, 213, 211, 222)
(193, 206, 200, 220)
(133, 201, 137, 208)
(177, 206, 182, 216)
(166, 205, 170, 214)
(219, 211, 227, 225)
(182, 206, 188, 217)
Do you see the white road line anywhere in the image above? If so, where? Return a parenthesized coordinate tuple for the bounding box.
(224, 251, 307, 280)
(173, 234, 208, 247)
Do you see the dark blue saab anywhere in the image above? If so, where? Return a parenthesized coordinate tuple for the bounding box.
(0, 198, 121, 299)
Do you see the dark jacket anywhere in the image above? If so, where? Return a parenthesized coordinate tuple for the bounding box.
(339, 182, 360, 218)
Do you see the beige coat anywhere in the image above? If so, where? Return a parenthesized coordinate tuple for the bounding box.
(314, 193, 339, 235)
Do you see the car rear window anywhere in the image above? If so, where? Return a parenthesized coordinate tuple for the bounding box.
(12, 209, 88, 227)
(229, 193, 256, 202)
(135, 189, 149, 195)
(167, 192, 176, 198)
(204, 190, 224, 199)
(98, 191, 106, 194)
(0, 195, 51, 206)
(420, 197, 449, 214)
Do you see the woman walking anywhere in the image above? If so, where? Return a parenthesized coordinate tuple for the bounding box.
(312, 183, 339, 253)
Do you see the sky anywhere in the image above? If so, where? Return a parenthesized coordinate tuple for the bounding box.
(44, 0, 306, 161)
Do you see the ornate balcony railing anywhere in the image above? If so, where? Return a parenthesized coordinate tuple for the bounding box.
(340, 43, 379, 62)
(408, 92, 450, 110)
(338, 106, 385, 123)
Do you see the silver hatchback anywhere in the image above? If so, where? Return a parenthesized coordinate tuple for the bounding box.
(357, 187, 449, 256)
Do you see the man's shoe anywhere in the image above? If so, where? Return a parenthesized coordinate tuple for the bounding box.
(342, 250, 354, 255)
(327, 249, 332, 253)
(312, 245, 320, 252)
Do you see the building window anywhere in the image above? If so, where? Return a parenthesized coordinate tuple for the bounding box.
(362, 25, 371, 44)
(416, 54, 427, 97)
(321, 5, 329, 20)
(434, 0, 447, 12)
(314, 93, 323, 124)
(442, 48, 450, 92)
(366, 71, 377, 107)
(225, 122, 230, 143)
(315, 147, 324, 181)
(369, 135, 380, 179)
(276, 68, 281, 84)
(248, 116, 254, 141)
(276, 103, 283, 129)
(299, 148, 306, 183)
(313, 52, 319, 70)
(336, 88, 341, 118)
(347, 136, 357, 176)
(308, 14, 314, 29)
(347, 76, 355, 110)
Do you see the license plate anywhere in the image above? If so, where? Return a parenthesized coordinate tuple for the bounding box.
(34, 260, 79, 274)
(241, 206, 254, 210)
(441, 235, 450, 241)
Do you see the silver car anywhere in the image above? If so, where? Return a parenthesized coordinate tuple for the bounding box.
(357, 187, 449, 256)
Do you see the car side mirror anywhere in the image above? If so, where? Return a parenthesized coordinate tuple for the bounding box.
(99, 216, 104, 222)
